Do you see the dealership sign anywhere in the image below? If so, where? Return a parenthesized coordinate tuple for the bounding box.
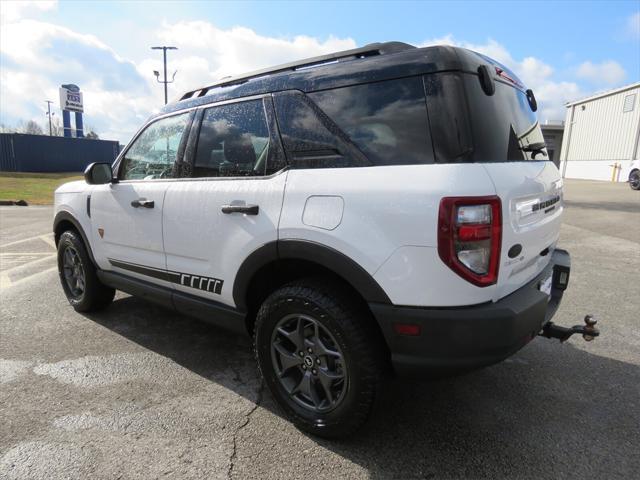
(59, 84, 83, 113)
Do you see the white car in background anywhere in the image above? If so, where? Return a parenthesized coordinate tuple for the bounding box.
(627, 159, 640, 190)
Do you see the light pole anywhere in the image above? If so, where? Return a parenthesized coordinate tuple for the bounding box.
(45, 100, 54, 136)
(151, 46, 177, 105)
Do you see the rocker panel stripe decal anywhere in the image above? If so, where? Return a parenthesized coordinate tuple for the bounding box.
(108, 258, 223, 295)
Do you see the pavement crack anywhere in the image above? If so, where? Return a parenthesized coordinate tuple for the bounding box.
(227, 380, 264, 480)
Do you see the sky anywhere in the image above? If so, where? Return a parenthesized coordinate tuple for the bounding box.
(1, 0, 639, 143)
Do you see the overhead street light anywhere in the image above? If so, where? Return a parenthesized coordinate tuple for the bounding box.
(151, 46, 178, 105)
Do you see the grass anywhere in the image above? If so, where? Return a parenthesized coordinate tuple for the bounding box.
(0, 172, 84, 205)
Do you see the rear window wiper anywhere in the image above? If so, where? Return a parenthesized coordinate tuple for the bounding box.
(520, 142, 547, 159)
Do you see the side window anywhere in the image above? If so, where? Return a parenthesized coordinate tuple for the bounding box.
(120, 112, 191, 180)
(193, 100, 270, 177)
(273, 91, 369, 169)
(310, 77, 435, 166)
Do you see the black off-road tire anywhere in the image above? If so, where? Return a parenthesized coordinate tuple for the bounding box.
(57, 230, 115, 312)
(254, 277, 386, 438)
(629, 170, 640, 190)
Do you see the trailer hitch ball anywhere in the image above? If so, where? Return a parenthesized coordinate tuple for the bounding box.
(583, 314, 598, 342)
(540, 314, 600, 342)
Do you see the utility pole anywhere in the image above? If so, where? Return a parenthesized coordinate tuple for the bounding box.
(151, 46, 178, 104)
(45, 100, 54, 136)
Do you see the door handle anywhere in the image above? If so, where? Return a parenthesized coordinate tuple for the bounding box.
(131, 198, 155, 209)
(221, 204, 259, 215)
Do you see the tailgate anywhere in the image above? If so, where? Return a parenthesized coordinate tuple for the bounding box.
(482, 161, 564, 301)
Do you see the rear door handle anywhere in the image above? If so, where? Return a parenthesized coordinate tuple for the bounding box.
(221, 204, 259, 215)
(131, 199, 154, 209)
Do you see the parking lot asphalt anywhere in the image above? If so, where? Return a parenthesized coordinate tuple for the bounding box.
(0, 180, 638, 479)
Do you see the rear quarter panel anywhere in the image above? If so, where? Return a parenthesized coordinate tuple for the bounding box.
(279, 164, 499, 307)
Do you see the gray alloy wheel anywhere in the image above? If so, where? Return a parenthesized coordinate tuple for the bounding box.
(630, 170, 640, 190)
(62, 245, 86, 299)
(270, 313, 348, 413)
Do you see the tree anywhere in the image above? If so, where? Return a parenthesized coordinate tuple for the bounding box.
(50, 116, 63, 136)
(23, 120, 44, 135)
(84, 124, 100, 139)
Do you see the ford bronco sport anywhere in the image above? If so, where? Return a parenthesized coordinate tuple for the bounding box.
(54, 42, 598, 438)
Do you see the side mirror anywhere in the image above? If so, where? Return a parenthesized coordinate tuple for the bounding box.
(84, 162, 113, 184)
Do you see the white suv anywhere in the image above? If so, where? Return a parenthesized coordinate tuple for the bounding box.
(54, 42, 584, 437)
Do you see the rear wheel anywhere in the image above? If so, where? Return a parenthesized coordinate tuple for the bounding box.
(57, 230, 115, 312)
(254, 278, 385, 438)
(629, 170, 640, 190)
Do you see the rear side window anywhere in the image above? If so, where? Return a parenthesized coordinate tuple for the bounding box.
(310, 77, 434, 166)
(273, 91, 369, 169)
(194, 100, 270, 177)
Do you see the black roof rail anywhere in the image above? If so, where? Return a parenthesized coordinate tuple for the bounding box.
(179, 41, 416, 101)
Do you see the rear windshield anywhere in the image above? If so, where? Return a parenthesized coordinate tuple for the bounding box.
(425, 72, 547, 163)
(463, 74, 546, 162)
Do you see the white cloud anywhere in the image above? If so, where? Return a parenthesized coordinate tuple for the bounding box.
(0, 19, 153, 141)
(576, 60, 626, 87)
(627, 11, 640, 39)
(0, 0, 56, 24)
(420, 35, 585, 122)
(155, 21, 356, 96)
(0, 16, 355, 142)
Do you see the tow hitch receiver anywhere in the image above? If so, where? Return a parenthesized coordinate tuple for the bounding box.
(540, 314, 600, 342)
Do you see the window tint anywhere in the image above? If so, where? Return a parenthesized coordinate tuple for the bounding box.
(310, 77, 434, 166)
(194, 100, 270, 177)
(273, 91, 369, 169)
(461, 73, 545, 162)
(120, 112, 190, 180)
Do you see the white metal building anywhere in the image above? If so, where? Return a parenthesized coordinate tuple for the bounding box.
(559, 82, 640, 182)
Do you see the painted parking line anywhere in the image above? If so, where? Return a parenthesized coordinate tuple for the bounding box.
(1, 252, 56, 256)
(0, 233, 55, 249)
(0, 254, 57, 289)
(0, 266, 58, 290)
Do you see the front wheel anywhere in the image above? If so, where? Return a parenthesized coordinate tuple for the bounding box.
(57, 230, 115, 312)
(254, 278, 385, 438)
(629, 170, 640, 190)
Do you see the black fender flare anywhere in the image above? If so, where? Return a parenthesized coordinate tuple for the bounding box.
(53, 211, 97, 265)
(232, 239, 391, 310)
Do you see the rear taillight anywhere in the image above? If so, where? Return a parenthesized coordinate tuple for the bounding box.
(438, 196, 502, 287)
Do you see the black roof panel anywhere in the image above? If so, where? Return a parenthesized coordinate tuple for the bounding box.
(155, 43, 493, 119)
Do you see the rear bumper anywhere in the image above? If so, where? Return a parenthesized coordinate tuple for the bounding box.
(370, 249, 570, 376)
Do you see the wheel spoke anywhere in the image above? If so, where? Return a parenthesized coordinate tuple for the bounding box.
(76, 275, 85, 293)
(273, 341, 302, 376)
(317, 369, 335, 404)
(314, 336, 341, 358)
(277, 316, 306, 351)
(292, 370, 314, 399)
(63, 249, 73, 267)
